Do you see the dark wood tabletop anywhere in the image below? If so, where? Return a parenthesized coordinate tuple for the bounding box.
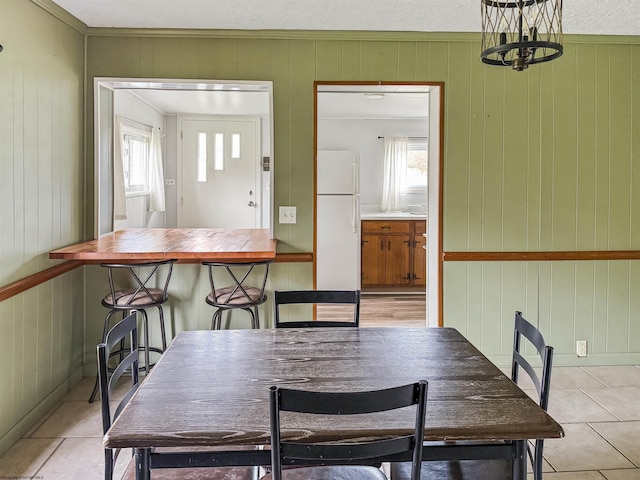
(104, 327, 563, 451)
(49, 228, 277, 263)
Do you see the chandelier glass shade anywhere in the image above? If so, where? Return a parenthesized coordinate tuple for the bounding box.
(481, 0, 563, 71)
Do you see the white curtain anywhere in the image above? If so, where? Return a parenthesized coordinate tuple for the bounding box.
(148, 127, 166, 212)
(113, 115, 127, 220)
(381, 136, 408, 212)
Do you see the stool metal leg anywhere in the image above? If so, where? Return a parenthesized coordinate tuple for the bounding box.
(157, 305, 167, 351)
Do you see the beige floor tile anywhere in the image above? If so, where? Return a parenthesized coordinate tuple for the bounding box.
(547, 389, 618, 423)
(63, 375, 134, 403)
(63, 377, 100, 401)
(582, 366, 640, 387)
(528, 473, 606, 480)
(543, 424, 634, 472)
(582, 387, 640, 421)
(0, 438, 62, 477)
(552, 367, 609, 389)
(30, 400, 104, 438)
(590, 422, 640, 466)
(601, 469, 640, 479)
(36, 437, 128, 480)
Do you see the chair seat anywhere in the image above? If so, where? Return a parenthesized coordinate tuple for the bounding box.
(207, 286, 265, 307)
(390, 459, 511, 480)
(103, 288, 165, 308)
(261, 466, 387, 480)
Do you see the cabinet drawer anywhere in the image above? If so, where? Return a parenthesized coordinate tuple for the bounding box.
(362, 220, 410, 234)
(413, 220, 427, 235)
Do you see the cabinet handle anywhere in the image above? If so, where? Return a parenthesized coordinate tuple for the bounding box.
(388, 240, 391, 250)
(380, 240, 384, 250)
(381, 226, 391, 230)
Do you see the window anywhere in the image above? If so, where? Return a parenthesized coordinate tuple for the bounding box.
(121, 124, 151, 194)
(406, 138, 428, 190)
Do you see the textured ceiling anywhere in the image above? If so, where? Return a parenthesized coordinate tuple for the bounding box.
(49, 0, 640, 36)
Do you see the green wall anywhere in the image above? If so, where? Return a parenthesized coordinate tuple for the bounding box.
(85, 31, 640, 366)
(3, 5, 640, 458)
(0, 0, 86, 456)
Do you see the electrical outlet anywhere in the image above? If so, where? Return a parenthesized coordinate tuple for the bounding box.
(279, 206, 297, 224)
(576, 340, 588, 357)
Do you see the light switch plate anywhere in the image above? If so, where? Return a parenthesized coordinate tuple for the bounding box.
(279, 206, 297, 224)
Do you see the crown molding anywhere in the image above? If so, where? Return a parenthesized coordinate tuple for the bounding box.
(31, 0, 87, 33)
(85, 28, 482, 43)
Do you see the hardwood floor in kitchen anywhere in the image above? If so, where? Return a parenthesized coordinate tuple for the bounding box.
(317, 293, 426, 327)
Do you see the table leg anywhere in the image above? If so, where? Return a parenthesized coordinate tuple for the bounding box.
(135, 448, 151, 480)
(513, 440, 527, 480)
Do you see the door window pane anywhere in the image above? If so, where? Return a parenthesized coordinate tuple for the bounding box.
(197, 132, 207, 182)
(231, 133, 241, 159)
(214, 133, 224, 170)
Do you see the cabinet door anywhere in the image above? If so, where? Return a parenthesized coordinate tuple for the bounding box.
(413, 234, 427, 287)
(385, 235, 411, 285)
(361, 234, 386, 285)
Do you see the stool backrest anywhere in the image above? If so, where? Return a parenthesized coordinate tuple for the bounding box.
(101, 259, 176, 309)
(202, 260, 272, 307)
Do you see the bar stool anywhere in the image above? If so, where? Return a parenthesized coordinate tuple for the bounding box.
(202, 259, 272, 329)
(88, 258, 177, 403)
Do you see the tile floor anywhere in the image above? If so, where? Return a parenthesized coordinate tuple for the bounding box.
(1, 365, 639, 479)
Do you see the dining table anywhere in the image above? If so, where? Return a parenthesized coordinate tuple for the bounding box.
(49, 227, 277, 263)
(104, 327, 564, 480)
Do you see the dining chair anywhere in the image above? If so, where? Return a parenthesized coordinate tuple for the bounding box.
(98, 312, 260, 480)
(89, 258, 177, 403)
(265, 380, 428, 480)
(390, 311, 553, 480)
(97, 312, 139, 480)
(273, 290, 360, 328)
(202, 260, 272, 330)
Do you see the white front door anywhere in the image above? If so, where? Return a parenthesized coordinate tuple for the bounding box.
(179, 116, 261, 228)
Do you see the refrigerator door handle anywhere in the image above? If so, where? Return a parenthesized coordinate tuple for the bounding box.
(353, 195, 360, 233)
(352, 159, 360, 195)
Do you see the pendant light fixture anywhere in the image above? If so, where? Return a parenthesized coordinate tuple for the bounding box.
(481, 0, 563, 72)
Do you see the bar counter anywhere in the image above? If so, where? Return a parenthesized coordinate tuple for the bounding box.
(49, 228, 277, 263)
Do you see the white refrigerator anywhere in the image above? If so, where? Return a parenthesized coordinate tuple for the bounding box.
(316, 150, 361, 290)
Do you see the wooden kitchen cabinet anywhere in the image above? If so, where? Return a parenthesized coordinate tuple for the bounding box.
(361, 220, 425, 290)
(413, 221, 427, 287)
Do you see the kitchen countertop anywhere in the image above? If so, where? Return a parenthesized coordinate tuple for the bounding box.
(360, 211, 426, 220)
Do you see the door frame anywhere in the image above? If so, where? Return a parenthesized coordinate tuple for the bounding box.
(177, 114, 262, 228)
(313, 81, 444, 327)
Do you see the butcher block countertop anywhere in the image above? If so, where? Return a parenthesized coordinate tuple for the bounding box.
(49, 228, 277, 263)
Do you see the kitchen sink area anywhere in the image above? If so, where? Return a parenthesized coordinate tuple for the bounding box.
(360, 205, 426, 220)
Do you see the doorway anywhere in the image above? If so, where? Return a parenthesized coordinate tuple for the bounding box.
(314, 82, 443, 327)
(178, 115, 262, 228)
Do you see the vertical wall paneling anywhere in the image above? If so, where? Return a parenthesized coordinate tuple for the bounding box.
(480, 67, 505, 249)
(0, 0, 85, 456)
(444, 42, 471, 251)
(594, 44, 612, 250)
(551, 48, 579, 250)
(80, 32, 640, 381)
(608, 45, 633, 250)
(525, 68, 542, 252)
(575, 43, 598, 251)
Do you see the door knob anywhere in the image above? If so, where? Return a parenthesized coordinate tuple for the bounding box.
(248, 201, 256, 207)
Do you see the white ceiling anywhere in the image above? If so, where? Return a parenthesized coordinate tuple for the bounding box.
(49, 0, 640, 36)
